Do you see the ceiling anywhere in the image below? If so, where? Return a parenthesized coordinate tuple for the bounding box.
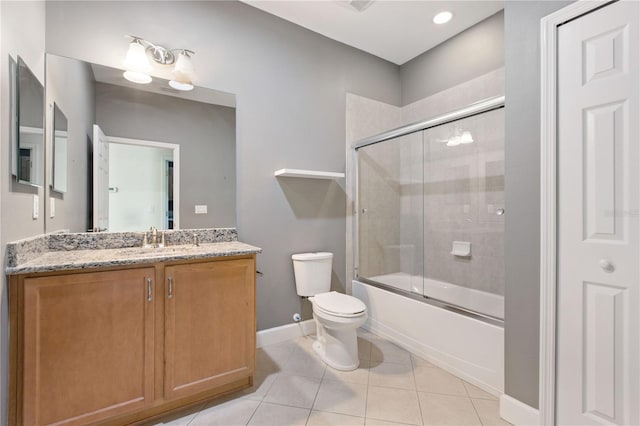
(241, 1, 504, 65)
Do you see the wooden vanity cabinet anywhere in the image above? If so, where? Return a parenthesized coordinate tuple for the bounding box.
(9, 255, 256, 426)
(164, 259, 256, 400)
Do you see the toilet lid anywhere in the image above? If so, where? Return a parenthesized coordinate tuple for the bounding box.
(314, 291, 366, 316)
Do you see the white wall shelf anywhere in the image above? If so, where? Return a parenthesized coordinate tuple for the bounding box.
(274, 168, 345, 179)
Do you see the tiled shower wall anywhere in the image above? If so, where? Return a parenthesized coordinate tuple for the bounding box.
(347, 68, 505, 297)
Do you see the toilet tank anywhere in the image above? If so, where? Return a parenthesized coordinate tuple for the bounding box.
(292, 252, 333, 297)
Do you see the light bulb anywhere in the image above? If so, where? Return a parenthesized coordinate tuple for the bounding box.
(123, 40, 152, 84)
(123, 71, 152, 84)
(433, 11, 453, 25)
(447, 136, 461, 147)
(169, 80, 194, 91)
(169, 50, 195, 91)
(460, 131, 474, 144)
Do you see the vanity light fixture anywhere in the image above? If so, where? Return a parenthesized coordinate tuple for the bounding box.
(433, 11, 453, 25)
(169, 50, 195, 91)
(123, 35, 195, 91)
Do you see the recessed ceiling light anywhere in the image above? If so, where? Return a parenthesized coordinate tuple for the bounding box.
(433, 11, 453, 25)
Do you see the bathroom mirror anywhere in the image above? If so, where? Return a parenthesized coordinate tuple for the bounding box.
(51, 103, 68, 193)
(45, 54, 236, 233)
(14, 56, 45, 187)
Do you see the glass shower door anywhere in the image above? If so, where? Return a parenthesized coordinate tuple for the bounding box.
(422, 108, 505, 319)
(357, 132, 424, 295)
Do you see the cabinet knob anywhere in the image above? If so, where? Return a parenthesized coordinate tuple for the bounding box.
(146, 278, 153, 302)
(168, 276, 174, 299)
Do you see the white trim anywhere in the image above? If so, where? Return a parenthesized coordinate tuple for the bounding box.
(256, 319, 315, 348)
(500, 394, 540, 426)
(539, 2, 613, 425)
(106, 135, 181, 230)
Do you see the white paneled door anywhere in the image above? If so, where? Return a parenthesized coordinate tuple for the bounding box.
(557, 1, 639, 425)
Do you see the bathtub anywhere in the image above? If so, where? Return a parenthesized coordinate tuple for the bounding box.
(368, 272, 504, 319)
(353, 278, 504, 395)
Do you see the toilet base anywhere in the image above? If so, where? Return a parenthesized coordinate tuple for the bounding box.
(312, 316, 363, 371)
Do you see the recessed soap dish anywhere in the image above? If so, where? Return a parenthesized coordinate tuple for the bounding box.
(451, 241, 471, 257)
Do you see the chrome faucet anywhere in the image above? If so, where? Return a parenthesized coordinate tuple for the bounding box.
(143, 226, 164, 248)
(150, 226, 158, 247)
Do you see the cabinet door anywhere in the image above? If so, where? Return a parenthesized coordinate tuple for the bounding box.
(164, 258, 256, 400)
(22, 268, 155, 426)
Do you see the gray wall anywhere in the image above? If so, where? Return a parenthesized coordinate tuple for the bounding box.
(95, 82, 237, 229)
(46, 55, 95, 233)
(400, 11, 504, 106)
(45, 1, 402, 330)
(504, 0, 572, 409)
(0, 2, 46, 423)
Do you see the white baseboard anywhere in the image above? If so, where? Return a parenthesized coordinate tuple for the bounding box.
(499, 394, 539, 426)
(256, 319, 315, 348)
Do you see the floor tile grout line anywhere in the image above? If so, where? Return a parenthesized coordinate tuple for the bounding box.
(469, 397, 486, 426)
(410, 354, 426, 426)
(242, 399, 262, 426)
(305, 373, 324, 426)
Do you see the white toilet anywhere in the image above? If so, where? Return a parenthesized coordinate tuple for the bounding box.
(292, 252, 367, 371)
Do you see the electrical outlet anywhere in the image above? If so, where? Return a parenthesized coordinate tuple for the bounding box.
(32, 195, 39, 219)
(195, 205, 208, 214)
(50, 197, 55, 218)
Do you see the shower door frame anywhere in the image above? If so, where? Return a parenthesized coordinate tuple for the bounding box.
(352, 95, 505, 323)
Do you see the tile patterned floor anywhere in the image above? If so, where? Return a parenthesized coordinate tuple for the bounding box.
(152, 330, 511, 426)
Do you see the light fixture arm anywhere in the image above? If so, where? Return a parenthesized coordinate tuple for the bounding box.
(123, 35, 196, 91)
(125, 35, 194, 66)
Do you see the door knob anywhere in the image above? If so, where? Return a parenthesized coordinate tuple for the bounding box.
(599, 259, 615, 273)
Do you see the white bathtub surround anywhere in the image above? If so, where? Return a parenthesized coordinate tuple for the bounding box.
(353, 280, 504, 395)
(499, 394, 539, 426)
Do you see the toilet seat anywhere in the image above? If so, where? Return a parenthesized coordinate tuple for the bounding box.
(313, 291, 366, 318)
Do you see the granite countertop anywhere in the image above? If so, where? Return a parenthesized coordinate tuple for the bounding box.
(5, 228, 262, 275)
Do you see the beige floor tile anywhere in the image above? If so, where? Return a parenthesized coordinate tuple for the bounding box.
(239, 371, 280, 401)
(313, 379, 368, 417)
(257, 341, 296, 373)
(323, 359, 370, 384)
(411, 354, 435, 368)
(463, 382, 497, 401)
(358, 336, 373, 360)
(369, 362, 416, 390)
(151, 403, 205, 425)
(264, 374, 322, 409)
(413, 366, 467, 396)
(366, 386, 423, 425)
(370, 340, 412, 365)
(294, 335, 318, 353)
(365, 419, 414, 426)
(418, 393, 481, 426)
(307, 410, 366, 426)
(247, 402, 310, 426)
(190, 398, 260, 426)
(283, 346, 327, 378)
(471, 399, 512, 426)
